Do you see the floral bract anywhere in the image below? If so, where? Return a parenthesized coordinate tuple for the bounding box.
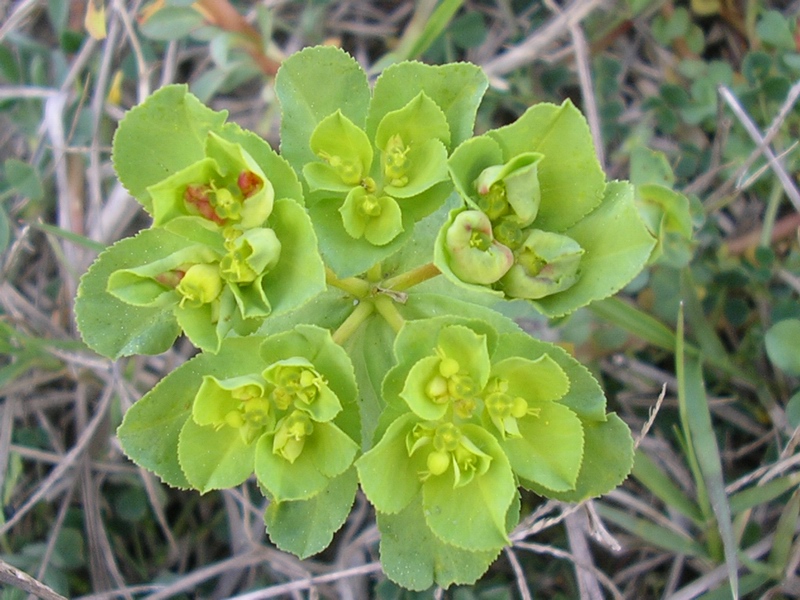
(74, 45, 655, 592)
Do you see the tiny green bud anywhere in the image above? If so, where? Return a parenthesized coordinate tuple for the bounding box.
(475, 182, 509, 221)
(445, 211, 514, 285)
(176, 263, 223, 308)
(358, 194, 382, 217)
(426, 375, 449, 402)
(438, 357, 460, 378)
(427, 450, 450, 476)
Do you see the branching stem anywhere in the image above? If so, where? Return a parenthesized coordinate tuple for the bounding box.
(383, 262, 441, 291)
(326, 267, 371, 298)
(374, 295, 405, 333)
(331, 300, 374, 345)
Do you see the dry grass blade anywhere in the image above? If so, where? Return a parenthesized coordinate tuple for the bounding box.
(0, 557, 67, 600)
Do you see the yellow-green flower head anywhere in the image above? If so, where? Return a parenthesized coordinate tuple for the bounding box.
(149, 132, 275, 230)
(273, 410, 314, 463)
(263, 357, 342, 423)
(220, 228, 282, 284)
(192, 374, 275, 445)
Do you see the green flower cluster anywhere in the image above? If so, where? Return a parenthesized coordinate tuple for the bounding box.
(356, 317, 598, 573)
(176, 325, 360, 501)
(74, 45, 656, 592)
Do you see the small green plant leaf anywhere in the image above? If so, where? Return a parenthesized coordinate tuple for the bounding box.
(178, 418, 256, 493)
(112, 85, 227, 211)
(377, 496, 502, 591)
(487, 100, 605, 233)
(522, 413, 633, 502)
(765, 319, 800, 376)
(265, 466, 358, 559)
(75, 228, 193, 358)
(356, 412, 426, 514)
(5, 158, 44, 201)
(421, 424, 515, 550)
(276, 46, 371, 171)
(367, 61, 488, 150)
(255, 419, 358, 502)
(529, 181, 655, 317)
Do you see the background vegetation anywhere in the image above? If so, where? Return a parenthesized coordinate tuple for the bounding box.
(1, 0, 799, 598)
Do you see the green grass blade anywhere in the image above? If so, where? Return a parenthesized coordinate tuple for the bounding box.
(729, 472, 800, 514)
(631, 450, 704, 525)
(590, 297, 676, 351)
(371, 0, 465, 72)
(768, 488, 800, 573)
(680, 268, 736, 374)
(677, 304, 739, 599)
(29, 220, 107, 252)
(594, 503, 708, 558)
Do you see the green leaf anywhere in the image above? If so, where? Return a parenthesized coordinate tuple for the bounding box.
(487, 100, 606, 233)
(522, 413, 633, 502)
(422, 425, 514, 550)
(117, 336, 267, 487)
(265, 466, 358, 559)
(375, 92, 451, 150)
(677, 307, 738, 599)
(112, 84, 227, 211)
(590, 296, 676, 352)
(756, 10, 796, 50)
(0, 206, 9, 255)
(501, 401, 583, 491)
(529, 181, 655, 317)
(255, 420, 358, 501)
(632, 450, 704, 524)
(629, 146, 675, 188)
(489, 332, 607, 421)
(307, 110, 373, 187)
(178, 418, 256, 493)
(356, 412, 426, 514)
(276, 46, 371, 172)
(377, 495, 501, 591)
(765, 319, 800, 376)
(367, 61, 488, 150)
(260, 198, 326, 316)
(75, 228, 196, 358)
(4, 158, 44, 201)
(308, 195, 414, 278)
(729, 472, 800, 514)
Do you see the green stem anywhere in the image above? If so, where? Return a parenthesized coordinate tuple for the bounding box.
(759, 181, 782, 248)
(374, 294, 405, 333)
(326, 266, 370, 298)
(366, 262, 383, 282)
(383, 262, 441, 291)
(331, 300, 374, 345)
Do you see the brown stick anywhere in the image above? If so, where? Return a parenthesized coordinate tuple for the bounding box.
(725, 212, 800, 256)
